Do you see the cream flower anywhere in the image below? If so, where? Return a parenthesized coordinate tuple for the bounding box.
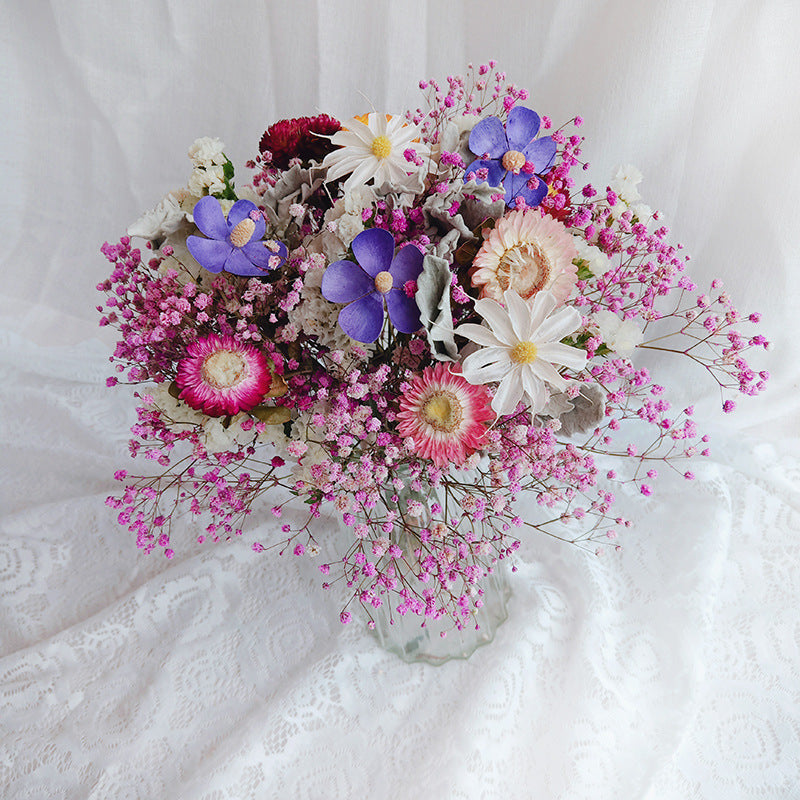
(610, 164, 643, 203)
(470, 210, 578, 304)
(593, 310, 643, 356)
(321, 113, 429, 192)
(457, 290, 587, 416)
(573, 236, 611, 277)
(188, 136, 226, 167)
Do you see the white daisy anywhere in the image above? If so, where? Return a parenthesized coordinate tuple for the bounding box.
(456, 290, 588, 416)
(321, 113, 429, 192)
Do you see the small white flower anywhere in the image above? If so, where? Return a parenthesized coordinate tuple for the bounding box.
(127, 193, 186, 240)
(630, 202, 654, 229)
(336, 213, 364, 246)
(456, 290, 587, 416)
(610, 164, 643, 203)
(187, 164, 226, 197)
(573, 237, 612, 277)
(593, 310, 643, 356)
(188, 136, 226, 167)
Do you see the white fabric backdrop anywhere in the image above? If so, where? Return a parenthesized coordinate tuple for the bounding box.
(1, 1, 799, 797)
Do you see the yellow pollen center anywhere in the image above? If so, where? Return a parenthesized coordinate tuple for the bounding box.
(371, 135, 392, 159)
(201, 349, 248, 389)
(422, 390, 463, 433)
(374, 270, 393, 293)
(502, 149, 526, 172)
(229, 217, 256, 248)
(510, 341, 538, 364)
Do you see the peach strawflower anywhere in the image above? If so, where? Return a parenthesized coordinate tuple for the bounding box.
(397, 363, 494, 468)
(470, 209, 578, 304)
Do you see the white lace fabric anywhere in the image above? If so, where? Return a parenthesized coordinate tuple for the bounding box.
(3, 1, 800, 796)
(1, 336, 798, 798)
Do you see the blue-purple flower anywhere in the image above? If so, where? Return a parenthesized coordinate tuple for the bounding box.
(186, 196, 288, 277)
(464, 106, 556, 209)
(321, 228, 423, 343)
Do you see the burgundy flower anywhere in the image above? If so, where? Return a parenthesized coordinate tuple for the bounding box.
(259, 114, 341, 169)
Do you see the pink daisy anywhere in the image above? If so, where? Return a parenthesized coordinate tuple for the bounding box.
(175, 334, 272, 416)
(397, 363, 495, 468)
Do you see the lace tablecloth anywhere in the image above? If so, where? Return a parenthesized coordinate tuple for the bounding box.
(2, 1, 799, 797)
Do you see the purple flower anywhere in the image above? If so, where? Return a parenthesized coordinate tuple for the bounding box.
(464, 105, 557, 209)
(186, 196, 288, 277)
(321, 228, 423, 343)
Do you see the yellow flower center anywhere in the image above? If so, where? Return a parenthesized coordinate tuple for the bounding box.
(422, 390, 463, 433)
(371, 135, 392, 160)
(229, 217, 256, 248)
(501, 149, 526, 172)
(374, 270, 393, 293)
(510, 341, 538, 364)
(202, 349, 248, 389)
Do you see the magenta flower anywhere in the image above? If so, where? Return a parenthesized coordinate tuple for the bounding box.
(186, 196, 288, 277)
(464, 105, 556, 209)
(321, 228, 423, 343)
(175, 334, 272, 416)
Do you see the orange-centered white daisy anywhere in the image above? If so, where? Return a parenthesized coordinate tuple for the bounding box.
(470, 209, 578, 304)
(321, 112, 429, 193)
(456, 290, 587, 417)
(397, 363, 494, 468)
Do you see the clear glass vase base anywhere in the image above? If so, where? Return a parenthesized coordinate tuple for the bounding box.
(370, 568, 512, 666)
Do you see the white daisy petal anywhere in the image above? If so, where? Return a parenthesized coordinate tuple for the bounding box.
(492, 370, 525, 416)
(473, 297, 517, 345)
(530, 358, 567, 391)
(455, 323, 504, 348)
(504, 290, 533, 341)
(536, 342, 588, 370)
(526, 291, 559, 337)
(521, 368, 548, 413)
(461, 346, 509, 373)
(343, 157, 382, 192)
(533, 305, 583, 343)
(461, 359, 513, 386)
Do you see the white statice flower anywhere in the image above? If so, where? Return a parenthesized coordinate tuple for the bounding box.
(573, 236, 612, 277)
(610, 164, 643, 203)
(609, 198, 628, 221)
(593, 310, 643, 356)
(201, 414, 254, 454)
(127, 192, 188, 241)
(188, 136, 226, 167)
(188, 163, 226, 197)
(147, 383, 205, 426)
(335, 213, 364, 247)
(630, 202, 655, 230)
(145, 385, 259, 454)
(321, 113, 429, 193)
(456, 290, 588, 416)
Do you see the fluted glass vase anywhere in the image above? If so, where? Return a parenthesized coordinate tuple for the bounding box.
(367, 473, 512, 666)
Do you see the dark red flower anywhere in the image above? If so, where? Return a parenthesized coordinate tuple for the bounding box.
(258, 114, 341, 169)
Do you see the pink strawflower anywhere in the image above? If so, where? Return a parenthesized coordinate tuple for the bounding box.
(175, 334, 271, 416)
(396, 363, 494, 468)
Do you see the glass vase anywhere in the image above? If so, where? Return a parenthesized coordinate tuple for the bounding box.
(367, 473, 512, 666)
(370, 558, 511, 665)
